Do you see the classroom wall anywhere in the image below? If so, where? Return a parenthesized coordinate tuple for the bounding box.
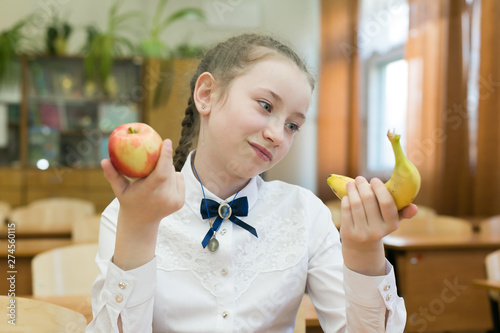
(0, 0, 320, 193)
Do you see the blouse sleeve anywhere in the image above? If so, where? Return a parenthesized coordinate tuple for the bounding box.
(306, 199, 406, 333)
(86, 199, 157, 333)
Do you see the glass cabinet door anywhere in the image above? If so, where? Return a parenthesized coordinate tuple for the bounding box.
(0, 60, 22, 167)
(26, 57, 142, 169)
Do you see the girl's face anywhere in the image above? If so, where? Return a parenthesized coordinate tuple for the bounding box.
(203, 55, 312, 184)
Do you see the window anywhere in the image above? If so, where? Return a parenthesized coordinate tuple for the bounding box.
(366, 56, 408, 172)
(358, 0, 409, 176)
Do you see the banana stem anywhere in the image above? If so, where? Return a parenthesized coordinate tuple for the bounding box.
(388, 131, 404, 165)
(391, 140, 404, 164)
(389, 134, 415, 179)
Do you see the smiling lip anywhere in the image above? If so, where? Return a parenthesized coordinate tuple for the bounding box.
(250, 143, 273, 161)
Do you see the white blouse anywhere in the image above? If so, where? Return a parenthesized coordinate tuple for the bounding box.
(86, 152, 406, 332)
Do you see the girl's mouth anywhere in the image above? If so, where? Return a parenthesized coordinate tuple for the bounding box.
(250, 143, 272, 161)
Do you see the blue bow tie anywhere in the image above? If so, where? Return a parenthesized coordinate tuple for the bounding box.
(200, 197, 258, 248)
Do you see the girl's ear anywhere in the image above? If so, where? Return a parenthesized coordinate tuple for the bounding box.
(194, 72, 216, 115)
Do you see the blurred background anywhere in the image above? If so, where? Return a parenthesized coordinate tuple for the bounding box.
(2, 1, 500, 332)
(0, 0, 320, 213)
(1, 0, 498, 217)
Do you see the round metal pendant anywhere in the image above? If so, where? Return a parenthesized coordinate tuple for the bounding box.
(207, 237, 219, 252)
(218, 203, 232, 219)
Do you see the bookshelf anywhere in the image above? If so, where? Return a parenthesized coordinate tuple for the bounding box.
(26, 56, 142, 168)
(0, 56, 198, 212)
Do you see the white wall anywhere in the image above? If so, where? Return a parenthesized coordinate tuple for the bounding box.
(0, 0, 320, 193)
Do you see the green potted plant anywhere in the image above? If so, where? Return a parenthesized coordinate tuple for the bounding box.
(0, 14, 34, 86)
(140, 0, 204, 59)
(46, 14, 72, 56)
(82, 0, 141, 94)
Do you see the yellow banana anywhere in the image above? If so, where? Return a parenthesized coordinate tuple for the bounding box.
(326, 175, 352, 200)
(327, 130, 421, 210)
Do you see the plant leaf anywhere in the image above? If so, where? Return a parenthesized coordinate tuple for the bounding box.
(112, 11, 143, 31)
(98, 36, 114, 85)
(152, 0, 169, 32)
(9, 13, 32, 33)
(107, 0, 121, 31)
(0, 12, 36, 84)
(113, 36, 137, 55)
(158, 8, 204, 34)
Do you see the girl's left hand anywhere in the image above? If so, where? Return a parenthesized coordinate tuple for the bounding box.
(339, 176, 418, 276)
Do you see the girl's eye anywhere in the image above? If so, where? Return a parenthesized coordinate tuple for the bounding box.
(259, 100, 272, 112)
(286, 123, 300, 133)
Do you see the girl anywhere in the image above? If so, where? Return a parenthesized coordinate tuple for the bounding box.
(87, 33, 416, 332)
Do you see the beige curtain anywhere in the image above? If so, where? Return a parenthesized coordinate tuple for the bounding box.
(405, 0, 476, 215)
(406, 0, 500, 216)
(317, 0, 360, 201)
(474, 0, 500, 216)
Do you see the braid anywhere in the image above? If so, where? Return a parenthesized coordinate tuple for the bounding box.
(173, 95, 199, 171)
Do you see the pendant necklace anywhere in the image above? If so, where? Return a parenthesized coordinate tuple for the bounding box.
(192, 159, 240, 252)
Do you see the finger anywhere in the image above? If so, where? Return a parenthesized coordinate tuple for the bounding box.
(355, 176, 383, 222)
(346, 179, 368, 227)
(370, 178, 399, 226)
(340, 195, 354, 231)
(101, 159, 129, 196)
(149, 139, 175, 180)
(399, 203, 418, 220)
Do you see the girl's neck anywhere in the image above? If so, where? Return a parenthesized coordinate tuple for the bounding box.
(192, 150, 250, 199)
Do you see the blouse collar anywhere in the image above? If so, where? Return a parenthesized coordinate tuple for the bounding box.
(181, 150, 260, 218)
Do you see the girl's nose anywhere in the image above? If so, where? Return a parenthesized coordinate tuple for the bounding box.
(263, 120, 284, 146)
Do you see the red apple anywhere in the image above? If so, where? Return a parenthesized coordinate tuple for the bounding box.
(108, 122, 163, 178)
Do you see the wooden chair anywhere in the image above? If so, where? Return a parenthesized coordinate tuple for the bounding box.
(485, 249, 500, 333)
(0, 295, 87, 332)
(7, 197, 95, 236)
(72, 213, 101, 243)
(0, 200, 11, 221)
(31, 243, 99, 297)
(414, 205, 437, 219)
(390, 215, 473, 237)
(479, 215, 500, 236)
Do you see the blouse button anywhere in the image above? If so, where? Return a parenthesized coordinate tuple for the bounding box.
(222, 311, 229, 318)
(383, 284, 391, 291)
(115, 294, 123, 303)
(118, 282, 127, 290)
(221, 268, 229, 276)
(220, 229, 227, 235)
(386, 294, 392, 301)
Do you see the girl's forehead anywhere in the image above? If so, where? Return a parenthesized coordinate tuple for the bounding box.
(239, 57, 312, 95)
(238, 56, 309, 83)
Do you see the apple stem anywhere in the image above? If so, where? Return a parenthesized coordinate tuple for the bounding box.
(128, 127, 137, 134)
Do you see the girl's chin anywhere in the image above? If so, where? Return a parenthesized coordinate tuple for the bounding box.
(227, 161, 267, 179)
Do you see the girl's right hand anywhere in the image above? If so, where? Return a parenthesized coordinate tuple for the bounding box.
(101, 139, 185, 270)
(101, 139, 185, 225)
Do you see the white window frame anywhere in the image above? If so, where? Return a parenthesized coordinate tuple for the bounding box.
(360, 46, 408, 180)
